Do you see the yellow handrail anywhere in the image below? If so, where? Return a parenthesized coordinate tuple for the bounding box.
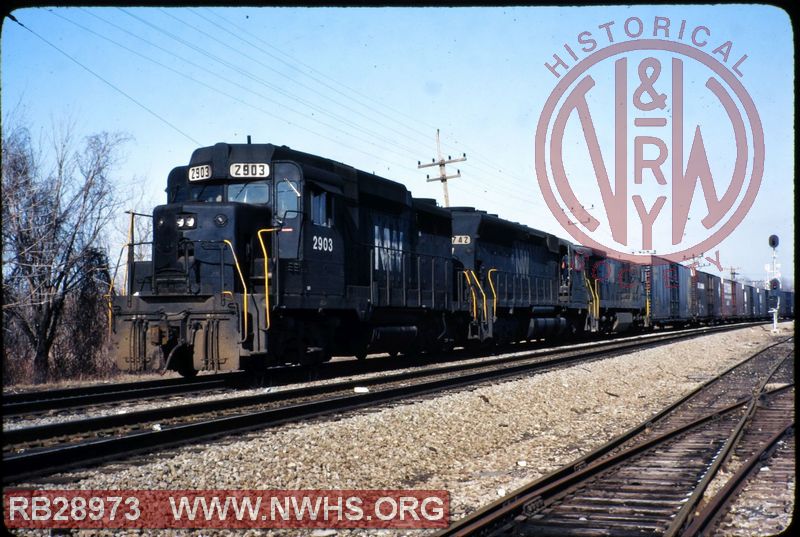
(487, 268, 498, 318)
(469, 270, 488, 321)
(463, 271, 477, 320)
(584, 273, 599, 325)
(223, 239, 248, 338)
(257, 228, 281, 330)
(594, 279, 600, 318)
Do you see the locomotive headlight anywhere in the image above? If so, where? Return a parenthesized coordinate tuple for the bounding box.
(176, 214, 197, 229)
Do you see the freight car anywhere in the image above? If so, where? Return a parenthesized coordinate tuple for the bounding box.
(110, 142, 785, 376)
(768, 289, 795, 318)
(645, 257, 692, 325)
(691, 269, 722, 322)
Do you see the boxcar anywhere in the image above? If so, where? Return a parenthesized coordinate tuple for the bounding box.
(692, 270, 721, 321)
(647, 258, 692, 324)
(777, 290, 795, 318)
(720, 279, 742, 319)
(753, 286, 768, 318)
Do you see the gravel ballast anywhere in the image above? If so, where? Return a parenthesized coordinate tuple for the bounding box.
(12, 322, 794, 536)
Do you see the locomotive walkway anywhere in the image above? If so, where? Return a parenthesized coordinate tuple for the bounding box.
(437, 337, 793, 537)
(3, 323, 772, 484)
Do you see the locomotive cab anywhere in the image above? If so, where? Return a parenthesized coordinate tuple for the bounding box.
(112, 143, 304, 375)
(112, 141, 365, 375)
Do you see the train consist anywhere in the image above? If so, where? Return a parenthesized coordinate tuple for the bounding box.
(110, 142, 794, 376)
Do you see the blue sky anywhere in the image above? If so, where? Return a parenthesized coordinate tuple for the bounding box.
(2, 5, 794, 286)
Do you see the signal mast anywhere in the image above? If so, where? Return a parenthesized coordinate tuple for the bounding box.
(767, 234, 780, 331)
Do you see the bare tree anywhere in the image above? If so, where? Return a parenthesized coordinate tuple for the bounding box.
(50, 247, 115, 380)
(2, 118, 129, 383)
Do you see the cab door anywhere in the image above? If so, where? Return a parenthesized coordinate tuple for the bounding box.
(304, 185, 345, 302)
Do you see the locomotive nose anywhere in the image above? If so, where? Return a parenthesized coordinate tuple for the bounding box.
(153, 204, 236, 236)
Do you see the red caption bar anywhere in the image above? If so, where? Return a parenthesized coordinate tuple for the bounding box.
(3, 489, 449, 529)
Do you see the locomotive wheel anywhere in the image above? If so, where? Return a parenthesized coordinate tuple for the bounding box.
(352, 327, 373, 361)
(178, 365, 199, 378)
(300, 346, 329, 366)
(176, 348, 199, 378)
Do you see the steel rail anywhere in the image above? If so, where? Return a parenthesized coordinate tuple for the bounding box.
(435, 337, 793, 536)
(3, 325, 769, 484)
(4, 324, 766, 446)
(2, 321, 766, 416)
(682, 421, 795, 537)
(677, 354, 796, 536)
(2, 375, 240, 415)
(444, 383, 792, 537)
(663, 353, 794, 536)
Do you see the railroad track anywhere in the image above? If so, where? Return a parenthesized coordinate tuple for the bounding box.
(2, 373, 244, 416)
(438, 336, 793, 537)
(685, 424, 794, 536)
(0, 338, 636, 420)
(3, 322, 766, 421)
(2, 323, 775, 484)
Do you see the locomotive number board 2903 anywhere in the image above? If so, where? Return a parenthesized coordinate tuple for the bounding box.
(230, 163, 269, 178)
(188, 164, 212, 182)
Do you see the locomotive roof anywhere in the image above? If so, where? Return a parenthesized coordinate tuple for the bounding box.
(412, 198, 451, 218)
(186, 142, 411, 206)
(448, 206, 566, 253)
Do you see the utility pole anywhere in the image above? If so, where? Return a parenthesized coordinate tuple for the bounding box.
(728, 266, 741, 281)
(418, 129, 466, 208)
(685, 253, 709, 273)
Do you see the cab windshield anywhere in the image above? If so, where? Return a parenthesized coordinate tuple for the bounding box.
(170, 182, 269, 204)
(227, 181, 269, 204)
(189, 184, 223, 203)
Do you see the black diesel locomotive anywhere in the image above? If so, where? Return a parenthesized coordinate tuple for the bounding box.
(110, 142, 793, 376)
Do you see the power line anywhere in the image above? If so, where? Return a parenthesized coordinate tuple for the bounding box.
(159, 8, 427, 159)
(184, 8, 435, 158)
(80, 8, 417, 173)
(115, 8, 422, 168)
(192, 7, 550, 209)
(25, 9, 551, 218)
(8, 13, 201, 146)
(199, 8, 442, 144)
(112, 9, 548, 209)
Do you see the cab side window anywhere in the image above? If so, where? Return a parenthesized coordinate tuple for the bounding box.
(273, 162, 303, 222)
(310, 188, 333, 227)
